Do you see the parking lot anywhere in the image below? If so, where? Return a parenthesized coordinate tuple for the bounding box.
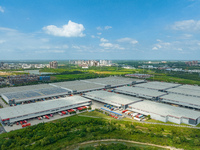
(1, 97, 144, 133)
(3, 110, 87, 132)
(0, 98, 102, 132)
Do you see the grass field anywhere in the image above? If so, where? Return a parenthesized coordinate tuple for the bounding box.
(149, 75, 200, 85)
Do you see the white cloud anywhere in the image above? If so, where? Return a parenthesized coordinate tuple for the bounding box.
(156, 39, 162, 42)
(72, 45, 81, 49)
(91, 35, 95, 38)
(36, 50, 65, 53)
(171, 20, 200, 31)
(156, 44, 162, 48)
(152, 40, 171, 50)
(0, 6, 4, 13)
(152, 47, 158, 50)
(97, 26, 112, 30)
(177, 48, 183, 51)
(97, 32, 102, 35)
(43, 20, 85, 37)
(96, 26, 102, 30)
(181, 34, 193, 39)
(99, 42, 124, 50)
(40, 38, 49, 42)
(100, 38, 108, 42)
(117, 38, 138, 44)
(152, 39, 200, 53)
(0, 40, 5, 44)
(104, 26, 112, 30)
(0, 27, 70, 55)
(0, 27, 16, 32)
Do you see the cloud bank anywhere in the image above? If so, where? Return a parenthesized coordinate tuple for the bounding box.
(43, 20, 85, 37)
(0, 6, 4, 13)
(171, 20, 200, 31)
(117, 38, 138, 44)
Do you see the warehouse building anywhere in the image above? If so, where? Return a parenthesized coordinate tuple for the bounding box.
(160, 94, 200, 110)
(134, 81, 181, 91)
(0, 84, 54, 94)
(114, 86, 166, 100)
(1, 87, 70, 105)
(0, 96, 91, 126)
(128, 101, 200, 125)
(166, 85, 200, 98)
(83, 77, 145, 88)
(50, 80, 105, 94)
(82, 90, 142, 109)
(51, 77, 145, 94)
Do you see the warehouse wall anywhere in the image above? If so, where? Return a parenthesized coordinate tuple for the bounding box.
(197, 117, 200, 125)
(151, 114, 167, 122)
(1, 94, 10, 104)
(181, 117, 189, 124)
(167, 116, 181, 124)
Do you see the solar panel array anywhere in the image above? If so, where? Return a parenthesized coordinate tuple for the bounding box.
(2, 87, 69, 101)
(0, 84, 53, 94)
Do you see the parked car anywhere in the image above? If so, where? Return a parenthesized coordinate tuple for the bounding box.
(45, 115, 49, 119)
(58, 112, 63, 116)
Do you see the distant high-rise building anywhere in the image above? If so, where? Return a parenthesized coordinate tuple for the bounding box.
(49, 61, 58, 69)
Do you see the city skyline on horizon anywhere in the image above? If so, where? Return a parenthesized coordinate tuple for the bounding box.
(1, 0, 200, 60)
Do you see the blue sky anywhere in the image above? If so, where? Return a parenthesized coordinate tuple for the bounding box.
(0, 0, 200, 60)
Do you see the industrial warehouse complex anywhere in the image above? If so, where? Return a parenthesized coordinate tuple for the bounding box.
(83, 90, 143, 109)
(127, 101, 200, 125)
(114, 86, 166, 100)
(0, 77, 144, 105)
(0, 96, 91, 126)
(1, 76, 200, 131)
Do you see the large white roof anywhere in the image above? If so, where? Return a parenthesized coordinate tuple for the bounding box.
(166, 85, 200, 97)
(50, 80, 104, 92)
(84, 90, 142, 105)
(0, 84, 54, 94)
(134, 81, 181, 90)
(0, 96, 90, 119)
(115, 86, 166, 97)
(129, 100, 200, 119)
(83, 77, 144, 86)
(2, 87, 69, 101)
(160, 94, 200, 108)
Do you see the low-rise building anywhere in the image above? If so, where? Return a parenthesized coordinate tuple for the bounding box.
(0, 96, 91, 126)
(128, 100, 200, 125)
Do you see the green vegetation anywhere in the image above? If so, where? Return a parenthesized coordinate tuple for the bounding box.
(148, 74, 200, 86)
(0, 111, 200, 150)
(0, 98, 8, 105)
(78, 142, 163, 150)
(145, 119, 165, 124)
(2, 61, 200, 86)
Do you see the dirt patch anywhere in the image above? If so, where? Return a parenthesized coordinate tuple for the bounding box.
(66, 139, 183, 150)
(95, 71, 112, 74)
(136, 126, 148, 130)
(0, 71, 11, 75)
